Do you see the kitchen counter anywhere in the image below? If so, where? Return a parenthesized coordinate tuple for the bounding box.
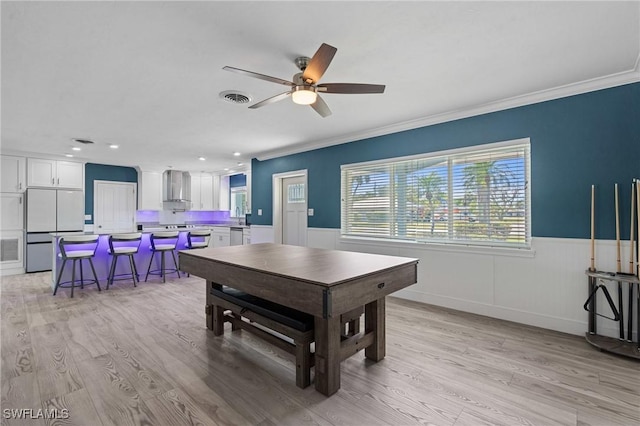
(50, 229, 208, 290)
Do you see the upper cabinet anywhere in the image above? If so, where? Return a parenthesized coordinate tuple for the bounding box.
(138, 171, 162, 210)
(191, 173, 214, 210)
(1, 155, 26, 192)
(27, 158, 84, 189)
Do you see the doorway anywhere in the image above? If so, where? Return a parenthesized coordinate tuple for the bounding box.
(272, 170, 307, 246)
(94, 181, 136, 234)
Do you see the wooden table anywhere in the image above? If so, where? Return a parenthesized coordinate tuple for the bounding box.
(179, 243, 418, 396)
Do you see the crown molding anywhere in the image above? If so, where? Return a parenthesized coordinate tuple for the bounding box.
(255, 67, 640, 162)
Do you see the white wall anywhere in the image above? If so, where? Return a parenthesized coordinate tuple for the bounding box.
(256, 225, 637, 340)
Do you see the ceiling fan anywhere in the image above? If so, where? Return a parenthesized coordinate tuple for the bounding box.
(223, 43, 385, 118)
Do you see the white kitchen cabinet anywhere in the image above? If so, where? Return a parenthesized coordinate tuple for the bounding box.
(242, 228, 251, 245)
(212, 227, 230, 247)
(1, 193, 24, 230)
(56, 161, 84, 189)
(1, 155, 26, 192)
(27, 158, 83, 189)
(191, 174, 201, 210)
(200, 174, 213, 210)
(190, 173, 214, 210)
(0, 229, 24, 275)
(138, 171, 162, 210)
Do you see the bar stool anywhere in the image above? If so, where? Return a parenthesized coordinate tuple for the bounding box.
(53, 234, 101, 298)
(145, 231, 180, 283)
(186, 229, 211, 250)
(107, 232, 142, 289)
(184, 229, 211, 276)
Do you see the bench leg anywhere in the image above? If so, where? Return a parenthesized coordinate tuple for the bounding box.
(212, 304, 225, 336)
(231, 313, 242, 331)
(295, 342, 312, 389)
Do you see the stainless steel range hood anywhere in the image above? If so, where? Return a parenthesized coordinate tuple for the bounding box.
(163, 170, 191, 210)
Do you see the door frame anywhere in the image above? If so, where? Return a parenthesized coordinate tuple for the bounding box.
(93, 180, 137, 233)
(272, 169, 307, 245)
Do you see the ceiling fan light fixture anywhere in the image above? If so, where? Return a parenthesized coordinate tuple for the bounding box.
(291, 86, 317, 105)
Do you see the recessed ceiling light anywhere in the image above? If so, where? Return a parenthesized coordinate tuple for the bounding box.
(65, 154, 74, 158)
(72, 147, 81, 151)
(109, 144, 119, 149)
(224, 168, 229, 171)
(198, 157, 206, 161)
(233, 152, 241, 156)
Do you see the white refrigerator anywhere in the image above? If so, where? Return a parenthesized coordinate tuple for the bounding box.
(25, 188, 85, 272)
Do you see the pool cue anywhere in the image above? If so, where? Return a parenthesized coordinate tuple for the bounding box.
(615, 184, 624, 340)
(628, 182, 636, 342)
(590, 185, 596, 272)
(630, 182, 636, 275)
(627, 179, 640, 344)
(588, 185, 596, 334)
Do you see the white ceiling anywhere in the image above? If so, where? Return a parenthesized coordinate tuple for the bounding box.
(2, 1, 639, 174)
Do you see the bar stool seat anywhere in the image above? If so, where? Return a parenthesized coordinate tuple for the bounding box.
(107, 232, 142, 289)
(53, 234, 101, 298)
(184, 229, 211, 276)
(145, 231, 180, 283)
(186, 229, 211, 249)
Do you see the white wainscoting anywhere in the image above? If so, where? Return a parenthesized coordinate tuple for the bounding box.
(249, 225, 275, 244)
(251, 225, 637, 340)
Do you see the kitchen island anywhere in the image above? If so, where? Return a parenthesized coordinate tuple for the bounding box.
(49, 228, 214, 290)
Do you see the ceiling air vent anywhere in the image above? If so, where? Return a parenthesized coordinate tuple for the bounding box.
(73, 138, 94, 144)
(219, 90, 252, 105)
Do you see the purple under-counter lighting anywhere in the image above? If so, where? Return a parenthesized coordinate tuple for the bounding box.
(136, 210, 160, 223)
(185, 210, 230, 224)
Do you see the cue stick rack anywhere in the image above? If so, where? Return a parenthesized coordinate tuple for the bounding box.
(584, 180, 640, 360)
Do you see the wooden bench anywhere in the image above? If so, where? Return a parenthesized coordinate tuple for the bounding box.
(206, 283, 363, 389)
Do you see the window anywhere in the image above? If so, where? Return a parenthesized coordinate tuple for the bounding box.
(230, 186, 247, 217)
(341, 139, 531, 248)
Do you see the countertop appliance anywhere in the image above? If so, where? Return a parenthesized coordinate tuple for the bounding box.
(25, 188, 84, 272)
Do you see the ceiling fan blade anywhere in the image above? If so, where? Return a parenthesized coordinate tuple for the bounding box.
(302, 43, 337, 84)
(223, 66, 294, 87)
(310, 95, 332, 118)
(249, 91, 292, 109)
(317, 83, 386, 94)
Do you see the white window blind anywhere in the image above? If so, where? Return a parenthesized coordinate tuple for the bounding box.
(341, 140, 531, 248)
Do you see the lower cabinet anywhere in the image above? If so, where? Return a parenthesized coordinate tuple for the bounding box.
(211, 227, 250, 247)
(0, 230, 24, 275)
(212, 227, 230, 247)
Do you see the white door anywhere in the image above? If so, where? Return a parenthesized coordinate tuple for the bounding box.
(282, 175, 307, 246)
(94, 181, 136, 234)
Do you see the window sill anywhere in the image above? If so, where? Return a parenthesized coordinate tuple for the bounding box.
(339, 235, 536, 258)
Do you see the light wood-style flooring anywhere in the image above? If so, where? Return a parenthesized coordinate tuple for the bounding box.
(1, 272, 638, 425)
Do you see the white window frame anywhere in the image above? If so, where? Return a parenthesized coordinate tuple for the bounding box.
(340, 138, 532, 251)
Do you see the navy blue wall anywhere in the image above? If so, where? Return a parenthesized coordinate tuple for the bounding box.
(251, 83, 640, 239)
(84, 163, 138, 224)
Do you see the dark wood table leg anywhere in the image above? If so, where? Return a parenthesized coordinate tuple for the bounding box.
(314, 315, 342, 396)
(365, 297, 386, 361)
(206, 280, 222, 332)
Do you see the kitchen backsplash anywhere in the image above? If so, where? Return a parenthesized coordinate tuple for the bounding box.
(136, 209, 230, 225)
